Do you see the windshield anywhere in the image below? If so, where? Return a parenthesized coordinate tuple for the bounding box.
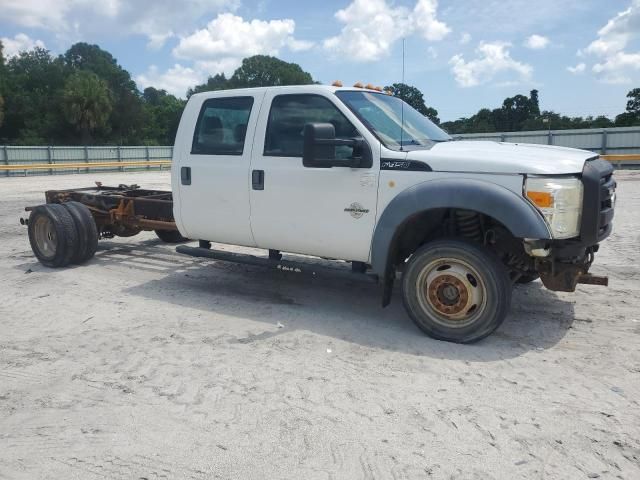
(336, 90, 451, 149)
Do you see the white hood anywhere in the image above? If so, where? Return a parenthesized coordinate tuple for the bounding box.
(408, 141, 596, 174)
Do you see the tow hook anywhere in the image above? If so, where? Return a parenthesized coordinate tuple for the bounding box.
(577, 273, 609, 287)
(540, 265, 609, 291)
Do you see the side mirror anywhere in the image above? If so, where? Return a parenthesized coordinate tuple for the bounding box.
(303, 123, 372, 169)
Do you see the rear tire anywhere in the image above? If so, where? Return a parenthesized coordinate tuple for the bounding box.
(28, 204, 79, 268)
(155, 229, 188, 243)
(63, 201, 99, 264)
(401, 239, 512, 343)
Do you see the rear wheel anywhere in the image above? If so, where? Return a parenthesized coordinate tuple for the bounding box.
(401, 239, 512, 343)
(63, 201, 99, 264)
(28, 204, 79, 268)
(155, 229, 188, 243)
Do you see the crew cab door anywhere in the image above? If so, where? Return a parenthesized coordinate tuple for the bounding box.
(249, 91, 380, 262)
(173, 91, 264, 246)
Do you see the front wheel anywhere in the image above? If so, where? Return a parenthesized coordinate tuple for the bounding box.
(401, 239, 512, 343)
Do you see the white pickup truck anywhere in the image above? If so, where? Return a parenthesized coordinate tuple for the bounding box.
(24, 84, 616, 343)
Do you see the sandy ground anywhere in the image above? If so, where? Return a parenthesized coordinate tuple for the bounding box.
(0, 170, 639, 480)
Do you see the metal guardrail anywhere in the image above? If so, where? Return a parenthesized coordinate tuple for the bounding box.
(0, 145, 173, 177)
(0, 160, 171, 172)
(453, 126, 640, 156)
(1, 135, 639, 176)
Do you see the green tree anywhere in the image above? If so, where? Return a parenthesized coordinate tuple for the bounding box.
(0, 47, 67, 144)
(615, 88, 640, 126)
(62, 71, 112, 144)
(625, 88, 640, 114)
(0, 40, 5, 129)
(141, 87, 186, 145)
(229, 55, 314, 88)
(63, 43, 145, 143)
(384, 83, 440, 123)
(187, 73, 230, 98)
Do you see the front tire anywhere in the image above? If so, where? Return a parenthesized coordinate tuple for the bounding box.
(401, 239, 512, 343)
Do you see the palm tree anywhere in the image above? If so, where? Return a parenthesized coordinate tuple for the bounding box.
(62, 71, 112, 144)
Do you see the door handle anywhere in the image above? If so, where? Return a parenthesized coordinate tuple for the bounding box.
(252, 170, 264, 190)
(181, 166, 191, 185)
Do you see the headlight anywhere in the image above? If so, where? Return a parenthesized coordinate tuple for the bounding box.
(525, 176, 583, 239)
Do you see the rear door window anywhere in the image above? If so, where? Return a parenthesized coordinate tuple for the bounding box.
(191, 97, 254, 155)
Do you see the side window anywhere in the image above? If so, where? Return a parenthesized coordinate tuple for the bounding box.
(192, 96, 254, 155)
(264, 94, 359, 158)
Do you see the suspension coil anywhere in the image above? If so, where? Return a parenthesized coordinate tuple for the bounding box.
(455, 210, 483, 242)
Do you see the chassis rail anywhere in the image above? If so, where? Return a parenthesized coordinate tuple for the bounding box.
(27, 183, 178, 237)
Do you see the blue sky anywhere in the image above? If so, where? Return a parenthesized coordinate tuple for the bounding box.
(1, 0, 639, 121)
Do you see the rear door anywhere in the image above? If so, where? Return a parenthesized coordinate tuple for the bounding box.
(249, 90, 380, 262)
(174, 91, 264, 246)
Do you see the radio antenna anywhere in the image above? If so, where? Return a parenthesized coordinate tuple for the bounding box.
(400, 38, 406, 151)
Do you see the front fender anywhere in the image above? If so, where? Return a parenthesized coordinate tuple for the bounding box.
(370, 178, 550, 278)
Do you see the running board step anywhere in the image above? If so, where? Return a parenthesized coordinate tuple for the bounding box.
(176, 245, 379, 284)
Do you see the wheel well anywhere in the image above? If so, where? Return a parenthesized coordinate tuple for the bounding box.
(387, 208, 534, 278)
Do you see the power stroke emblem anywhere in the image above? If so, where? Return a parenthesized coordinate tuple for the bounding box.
(344, 202, 369, 219)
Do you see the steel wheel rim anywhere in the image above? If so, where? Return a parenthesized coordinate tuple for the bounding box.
(415, 257, 487, 328)
(34, 215, 57, 259)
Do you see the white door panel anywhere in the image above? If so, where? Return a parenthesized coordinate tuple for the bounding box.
(249, 90, 380, 262)
(176, 92, 265, 246)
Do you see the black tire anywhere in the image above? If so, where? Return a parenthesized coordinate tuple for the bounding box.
(401, 239, 512, 343)
(155, 229, 188, 243)
(27, 204, 79, 268)
(516, 273, 539, 284)
(63, 201, 99, 264)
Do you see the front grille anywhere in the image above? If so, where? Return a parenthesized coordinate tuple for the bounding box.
(581, 158, 615, 244)
(598, 173, 615, 238)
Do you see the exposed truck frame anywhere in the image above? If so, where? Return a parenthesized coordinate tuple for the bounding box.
(22, 183, 380, 283)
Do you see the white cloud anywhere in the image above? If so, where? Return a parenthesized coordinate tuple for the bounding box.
(323, 0, 449, 62)
(449, 41, 533, 87)
(135, 64, 204, 97)
(567, 63, 586, 74)
(524, 34, 550, 50)
(136, 13, 313, 97)
(171, 13, 312, 78)
(0, 0, 239, 49)
(582, 0, 640, 83)
(460, 32, 472, 45)
(413, 0, 451, 41)
(174, 14, 307, 61)
(0, 33, 46, 58)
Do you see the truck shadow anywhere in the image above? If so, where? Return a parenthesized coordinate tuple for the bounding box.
(89, 240, 578, 362)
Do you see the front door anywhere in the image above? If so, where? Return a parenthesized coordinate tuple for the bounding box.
(249, 91, 380, 262)
(176, 92, 263, 246)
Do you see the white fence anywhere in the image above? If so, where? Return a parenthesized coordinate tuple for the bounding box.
(453, 126, 640, 155)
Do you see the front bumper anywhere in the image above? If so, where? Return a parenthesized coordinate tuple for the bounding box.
(537, 157, 615, 291)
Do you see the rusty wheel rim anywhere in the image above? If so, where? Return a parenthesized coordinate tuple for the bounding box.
(416, 257, 486, 328)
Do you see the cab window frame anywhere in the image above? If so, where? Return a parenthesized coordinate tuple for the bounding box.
(191, 96, 255, 156)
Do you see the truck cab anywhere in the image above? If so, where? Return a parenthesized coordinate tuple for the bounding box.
(171, 84, 616, 343)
